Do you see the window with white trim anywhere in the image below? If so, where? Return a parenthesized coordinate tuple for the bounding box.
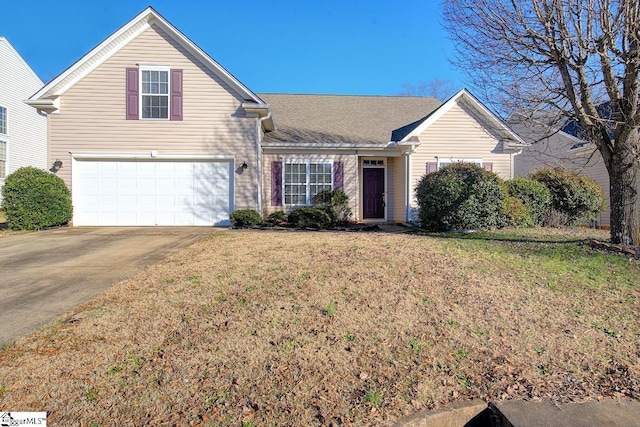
(0, 106, 6, 135)
(0, 141, 6, 178)
(284, 160, 333, 205)
(437, 158, 482, 169)
(141, 67, 169, 119)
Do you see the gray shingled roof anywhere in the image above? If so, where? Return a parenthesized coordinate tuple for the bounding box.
(258, 94, 442, 144)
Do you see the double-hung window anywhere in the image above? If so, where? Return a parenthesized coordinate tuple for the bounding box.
(0, 106, 6, 135)
(437, 158, 482, 169)
(284, 160, 333, 205)
(141, 67, 169, 119)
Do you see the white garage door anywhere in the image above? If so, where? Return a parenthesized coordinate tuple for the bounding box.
(74, 159, 232, 226)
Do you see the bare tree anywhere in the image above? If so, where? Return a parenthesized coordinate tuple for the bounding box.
(399, 78, 456, 101)
(443, 0, 640, 245)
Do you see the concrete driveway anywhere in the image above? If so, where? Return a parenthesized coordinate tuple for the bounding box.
(0, 227, 214, 346)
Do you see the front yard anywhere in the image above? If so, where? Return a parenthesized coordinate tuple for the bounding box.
(0, 227, 638, 426)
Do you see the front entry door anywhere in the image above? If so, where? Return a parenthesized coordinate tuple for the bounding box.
(363, 168, 385, 219)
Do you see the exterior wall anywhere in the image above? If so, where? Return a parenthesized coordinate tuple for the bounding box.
(47, 24, 260, 210)
(262, 151, 359, 220)
(0, 38, 47, 202)
(386, 156, 407, 222)
(409, 103, 516, 211)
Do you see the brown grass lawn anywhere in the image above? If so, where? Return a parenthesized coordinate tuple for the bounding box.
(0, 228, 638, 426)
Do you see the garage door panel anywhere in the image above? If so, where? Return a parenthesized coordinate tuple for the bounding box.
(74, 159, 232, 226)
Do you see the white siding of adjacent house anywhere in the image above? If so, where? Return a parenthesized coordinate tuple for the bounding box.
(47, 24, 260, 211)
(408, 103, 517, 217)
(0, 38, 47, 202)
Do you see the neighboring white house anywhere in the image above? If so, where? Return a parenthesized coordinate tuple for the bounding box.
(0, 37, 47, 202)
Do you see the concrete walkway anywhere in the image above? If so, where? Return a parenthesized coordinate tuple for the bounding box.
(0, 227, 214, 346)
(395, 398, 640, 426)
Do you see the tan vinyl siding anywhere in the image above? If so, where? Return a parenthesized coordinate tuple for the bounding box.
(409, 103, 514, 207)
(49, 24, 260, 210)
(262, 152, 359, 219)
(387, 156, 407, 222)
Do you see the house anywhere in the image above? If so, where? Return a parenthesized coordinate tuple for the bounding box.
(0, 37, 47, 202)
(512, 116, 637, 228)
(26, 7, 526, 227)
(260, 92, 527, 223)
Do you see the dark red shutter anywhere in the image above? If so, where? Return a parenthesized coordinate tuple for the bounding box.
(126, 68, 139, 120)
(333, 161, 344, 190)
(271, 161, 283, 206)
(426, 162, 437, 173)
(482, 162, 493, 172)
(170, 69, 183, 121)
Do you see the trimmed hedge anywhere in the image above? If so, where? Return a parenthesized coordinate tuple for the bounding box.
(415, 162, 505, 231)
(288, 207, 332, 229)
(1, 167, 72, 230)
(529, 167, 606, 226)
(311, 189, 352, 225)
(505, 177, 551, 226)
(230, 209, 262, 228)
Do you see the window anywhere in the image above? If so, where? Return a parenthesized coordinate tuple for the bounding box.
(0, 141, 6, 178)
(141, 68, 169, 119)
(437, 158, 482, 169)
(284, 160, 333, 205)
(0, 107, 6, 135)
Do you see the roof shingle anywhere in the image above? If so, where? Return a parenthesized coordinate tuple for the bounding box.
(258, 94, 441, 144)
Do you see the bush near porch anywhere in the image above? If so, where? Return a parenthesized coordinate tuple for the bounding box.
(416, 163, 606, 231)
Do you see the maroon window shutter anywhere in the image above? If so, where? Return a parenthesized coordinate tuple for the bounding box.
(426, 162, 437, 173)
(126, 68, 139, 120)
(271, 161, 283, 206)
(333, 161, 344, 190)
(482, 162, 493, 172)
(170, 69, 183, 121)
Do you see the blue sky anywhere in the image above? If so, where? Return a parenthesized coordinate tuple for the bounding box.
(3, 1, 466, 95)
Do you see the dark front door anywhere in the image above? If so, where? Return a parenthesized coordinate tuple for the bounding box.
(363, 168, 385, 219)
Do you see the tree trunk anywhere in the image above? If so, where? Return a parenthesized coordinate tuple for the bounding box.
(609, 155, 640, 245)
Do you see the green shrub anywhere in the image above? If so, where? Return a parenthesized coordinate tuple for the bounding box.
(266, 210, 287, 226)
(1, 167, 72, 231)
(529, 167, 606, 225)
(415, 162, 505, 231)
(230, 209, 262, 228)
(312, 189, 352, 225)
(505, 177, 551, 225)
(503, 193, 533, 227)
(288, 207, 332, 229)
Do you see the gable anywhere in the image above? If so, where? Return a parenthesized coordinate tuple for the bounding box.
(399, 89, 525, 148)
(63, 24, 246, 113)
(416, 103, 503, 154)
(28, 7, 267, 119)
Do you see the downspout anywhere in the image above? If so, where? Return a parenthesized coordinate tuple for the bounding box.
(257, 109, 272, 216)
